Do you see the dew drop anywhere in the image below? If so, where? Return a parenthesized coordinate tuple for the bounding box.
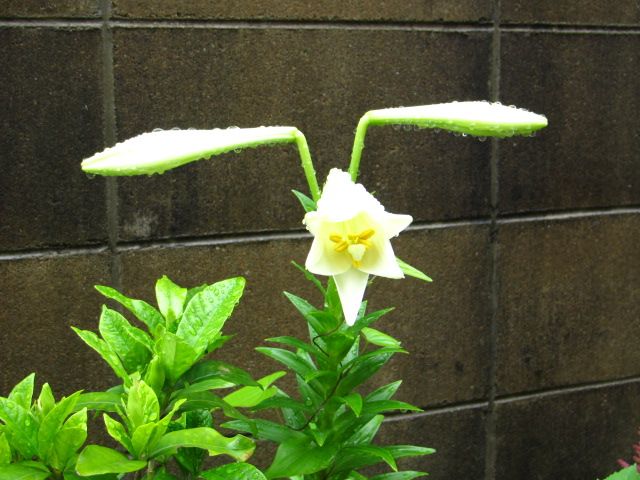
(152, 128, 163, 133)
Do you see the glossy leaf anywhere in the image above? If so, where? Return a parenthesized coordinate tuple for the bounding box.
(8, 373, 35, 411)
(266, 438, 337, 479)
(201, 462, 267, 480)
(126, 380, 159, 430)
(292, 189, 317, 213)
(0, 433, 11, 465)
(343, 415, 383, 447)
(222, 419, 305, 444)
(36, 384, 56, 417)
(181, 360, 259, 388)
(75, 391, 121, 413)
(48, 408, 87, 471)
(223, 371, 286, 408)
(333, 445, 397, 473)
(340, 393, 363, 417)
(155, 275, 188, 327)
(176, 278, 245, 357)
(0, 463, 50, 480)
(98, 306, 152, 373)
(0, 398, 38, 458)
(255, 347, 315, 379)
(362, 400, 421, 415)
(71, 328, 130, 386)
(75, 445, 146, 475)
(370, 472, 429, 480)
(103, 414, 133, 452)
(149, 427, 254, 461)
(603, 466, 640, 480)
(156, 331, 199, 382)
(366, 381, 402, 402)
(361, 328, 401, 349)
(95, 286, 164, 336)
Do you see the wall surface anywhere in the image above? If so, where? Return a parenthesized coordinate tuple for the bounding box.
(1, 2, 639, 479)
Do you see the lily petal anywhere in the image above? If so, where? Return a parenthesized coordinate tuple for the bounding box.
(333, 269, 370, 326)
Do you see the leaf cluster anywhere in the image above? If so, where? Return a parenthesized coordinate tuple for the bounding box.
(226, 269, 434, 479)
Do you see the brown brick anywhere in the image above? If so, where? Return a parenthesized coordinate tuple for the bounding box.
(495, 382, 640, 479)
(113, 28, 492, 241)
(0, 253, 114, 396)
(0, 28, 107, 250)
(495, 214, 640, 395)
(502, 0, 640, 26)
(112, 1, 491, 22)
(500, 33, 640, 214)
(0, 1, 100, 18)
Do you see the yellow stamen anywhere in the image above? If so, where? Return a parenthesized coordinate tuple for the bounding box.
(329, 234, 343, 243)
(328, 229, 376, 264)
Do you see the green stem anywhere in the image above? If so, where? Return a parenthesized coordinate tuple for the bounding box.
(348, 113, 371, 181)
(293, 129, 321, 202)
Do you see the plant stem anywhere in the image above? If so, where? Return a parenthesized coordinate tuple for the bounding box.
(293, 129, 321, 202)
(348, 113, 371, 181)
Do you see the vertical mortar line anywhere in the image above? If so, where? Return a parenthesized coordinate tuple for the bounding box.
(100, 0, 121, 291)
(485, 0, 502, 479)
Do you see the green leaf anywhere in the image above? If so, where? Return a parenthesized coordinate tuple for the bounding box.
(8, 373, 35, 411)
(334, 445, 397, 473)
(291, 189, 317, 213)
(99, 306, 153, 373)
(344, 415, 383, 447)
(265, 438, 337, 479)
(0, 398, 38, 458)
(143, 355, 166, 395)
(337, 351, 395, 396)
(366, 381, 402, 402)
(266, 336, 321, 358)
(396, 258, 432, 282)
(75, 391, 121, 413)
(130, 422, 157, 458)
(291, 261, 325, 295)
(148, 428, 254, 461)
(181, 360, 259, 388)
(95, 285, 164, 336)
(176, 278, 245, 357)
(174, 410, 211, 475)
(170, 391, 243, 420)
(251, 396, 311, 413)
(222, 419, 306, 444)
(370, 472, 429, 480)
(0, 463, 50, 480)
(49, 408, 87, 471)
(0, 433, 11, 465)
(361, 328, 402, 348)
(339, 393, 363, 417)
(365, 101, 547, 138)
(103, 414, 133, 452)
(126, 380, 160, 430)
(255, 347, 315, 379)
(349, 308, 395, 333)
(223, 371, 286, 408)
(386, 445, 436, 460)
(82, 127, 304, 176)
(156, 331, 200, 382)
(71, 327, 130, 386)
(363, 400, 421, 415)
(283, 293, 330, 333)
(201, 462, 267, 480)
(603, 466, 640, 480)
(75, 445, 146, 475)
(36, 384, 56, 417)
(155, 275, 188, 328)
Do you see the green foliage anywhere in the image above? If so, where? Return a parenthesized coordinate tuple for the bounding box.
(0, 374, 90, 479)
(603, 466, 640, 480)
(225, 267, 434, 479)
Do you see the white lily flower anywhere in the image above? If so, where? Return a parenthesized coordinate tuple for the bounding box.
(303, 169, 412, 326)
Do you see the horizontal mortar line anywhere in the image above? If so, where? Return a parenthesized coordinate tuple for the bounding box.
(495, 375, 640, 405)
(497, 205, 640, 224)
(106, 18, 495, 32)
(0, 205, 636, 260)
(0, 19, 101, 28)
(500, 24, 640, 35)
(0, 244, 109, 261)
(383, 399, 490, 423)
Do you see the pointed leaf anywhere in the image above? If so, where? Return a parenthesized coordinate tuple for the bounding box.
(222, 419, 305, 444)
(181, 360, 259, 388)
(339, 393, 363, 417)
(291, 189, 317, 213)
(396, 258, 432, 282)
(371, 472, 429, 480)
(363, 400, 421, 415)
(148, 427, 254, 461)
(176, 278, 245, 357)
(265, 438, 337, 479)
(223, 371, 286, 408)
(103, 414, 133, 452)
(8, 374, 35, 411)
(49, 408, 87, 471)
(0, 398, 38, 458)
(126, 380, 159, 430)
(75, 391, 121, 413)
(366, 381, 402, 402)
(156, 331, 199, 382)
(36, 384, 56, 417)
(334, 445, 397, 473)
(255, 347, 315, 379)
(99, 306, 153, 373)
(75, 445, 146, 475)
(361, 328, 402, 348)
(344, 415, 383, 447)
(155, 275, 188, 327)
(71, 327, 130, 385)
(0, 433, 11, 465)
(95, 285, 164, 336)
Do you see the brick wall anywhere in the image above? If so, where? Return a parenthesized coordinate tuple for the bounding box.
(1, 2, 639, 478)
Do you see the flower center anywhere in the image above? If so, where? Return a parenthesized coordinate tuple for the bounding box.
(329, 228, 375, 268)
